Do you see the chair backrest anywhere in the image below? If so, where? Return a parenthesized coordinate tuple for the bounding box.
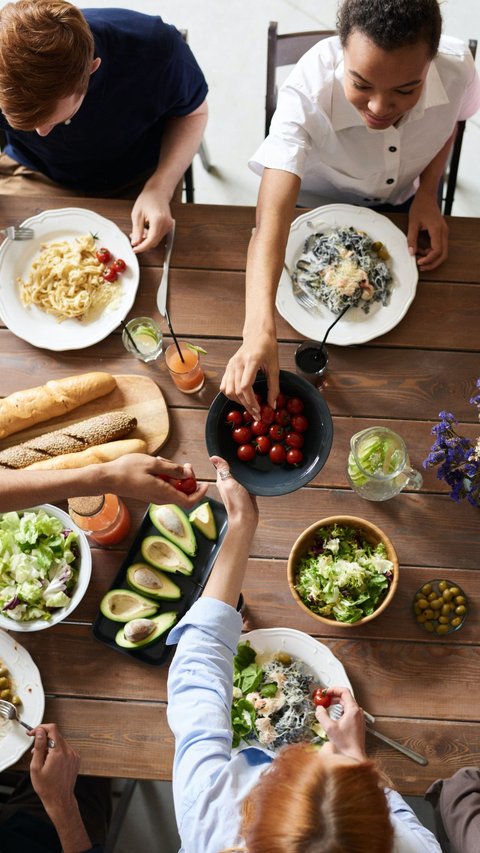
(265, 21, 336, 136)
(443, 38, 478, 215)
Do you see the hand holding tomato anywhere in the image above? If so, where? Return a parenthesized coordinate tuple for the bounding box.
(314, 687, 366, 762)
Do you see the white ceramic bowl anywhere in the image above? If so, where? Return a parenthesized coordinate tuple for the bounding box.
(0, 504, 91, 632)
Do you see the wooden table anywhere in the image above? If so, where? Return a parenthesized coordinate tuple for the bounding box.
(1, 197, 479, 794)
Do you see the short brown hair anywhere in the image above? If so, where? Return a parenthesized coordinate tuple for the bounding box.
(224, 743, 394, 852)
(337, 0, 442, 59)
(0, 0, 94, 129)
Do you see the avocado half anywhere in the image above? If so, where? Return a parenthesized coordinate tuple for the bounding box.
(141, 535, 194, 575)
(126, 563, 182, 600)
(115, 611, 177, 649)
(149, 504, 197, 556)
(189, 501, 217, 541)
(100, 589, 158, 623)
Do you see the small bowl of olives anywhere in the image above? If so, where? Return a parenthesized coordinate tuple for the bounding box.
(413, 579, 468, 636)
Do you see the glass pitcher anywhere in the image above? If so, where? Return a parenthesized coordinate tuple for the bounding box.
(347, 426, 423, 501)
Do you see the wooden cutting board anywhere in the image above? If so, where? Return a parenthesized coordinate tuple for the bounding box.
(0, 374, 169, 455)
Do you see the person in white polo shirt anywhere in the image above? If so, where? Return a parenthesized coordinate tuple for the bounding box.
(221, 0, 480, 418)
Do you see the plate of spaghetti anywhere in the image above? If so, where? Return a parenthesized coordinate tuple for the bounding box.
(0, 208, 140, 351)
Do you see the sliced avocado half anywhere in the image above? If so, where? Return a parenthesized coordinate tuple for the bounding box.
(100, 589, 158, 623)
(189, 501, 217, 541)
(126, 563, 182, 600)
(141, 535, 194, 575)
(115, 612, 177, 649)
(149, 504, 197, 556)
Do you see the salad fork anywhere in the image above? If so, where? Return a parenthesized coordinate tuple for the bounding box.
(283, 262, 317, 311)
(329, 703, 428, 765)
(0, 226, 34, 241)
(0, 699, 55, 748)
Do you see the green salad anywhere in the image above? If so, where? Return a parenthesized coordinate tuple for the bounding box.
(0, 509, 79, 622)
(231, 641, 326, 749)
(294, 524, 394, 624)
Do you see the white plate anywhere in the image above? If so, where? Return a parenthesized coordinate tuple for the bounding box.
(276, 204, 418, 345)
(0, 629, 44, 771)
(0, 504, 91, 633)
(0, 208, 140, 351)
(242, 627, 352, 693)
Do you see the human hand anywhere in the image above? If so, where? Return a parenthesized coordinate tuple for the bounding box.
(130, 182, 174, 253)
(220, 332, 280, 420)
(102, 454, 208, 508)
(210, 455, 258, 533)
(407, 189, 449, 271)
(315, 687, 366, 762)
(29, 724, 80, 814)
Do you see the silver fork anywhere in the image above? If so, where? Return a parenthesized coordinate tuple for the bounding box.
(283, 262, 318, 311)
(329, 702, 428, 765)
(0, 698, 55, 747)
(0, 226, 34, 241)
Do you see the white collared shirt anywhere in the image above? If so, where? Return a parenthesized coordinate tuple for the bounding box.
(250, 35, 480, 207)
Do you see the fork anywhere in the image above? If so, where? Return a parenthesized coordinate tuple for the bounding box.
(329, 702, 428, 765)
(0, 698, 55, 747)
(0, 226, 34, 241)
(283, 262, 318, 311)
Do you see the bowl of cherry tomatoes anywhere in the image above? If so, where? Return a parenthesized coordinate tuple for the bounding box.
(205, 370, 333, 496)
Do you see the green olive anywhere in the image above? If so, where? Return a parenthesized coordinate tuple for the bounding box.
(450, 617, 462, 628)
(0, 677, 8, 689)
(417, 613, 428, 623)
(418, 598, 429, 610)
(0, 689, 11, 700)
(455, 605, 467, 616)
(431, 599, 443, 610)
(424, 609, 435, 619)
(424, 621, 435, 632)
(435, 624, 450, 635)
(414, 604, 421, 615)
(415, 592, 424, 601)
(427, 591, 437, 601)
(438, 616, 450, 624)
(442, 589, 453, 602)
(454, 596, 466, 606)
(441, 604, 453, 616)
(449, 586, 460, 596)
(438, 581, 448, 592)
(421, 583, 433, 595)
(274, 652, 292, 665)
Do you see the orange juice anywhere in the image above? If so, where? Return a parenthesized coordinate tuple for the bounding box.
(165, 343, 205, 393)
(68, 494, 131, 546)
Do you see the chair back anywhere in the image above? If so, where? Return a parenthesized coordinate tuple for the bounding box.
(265, 21, 336, 136)
(443, 38, 478, 215)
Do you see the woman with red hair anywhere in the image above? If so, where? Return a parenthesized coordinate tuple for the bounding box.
(167, 457, 440, 852)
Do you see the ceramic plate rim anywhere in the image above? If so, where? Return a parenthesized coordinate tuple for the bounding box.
(0, 629, 44, 771)
(276, 203, 418, 345)
(0, 503, 92, 633)
(0, 207, 140, 351)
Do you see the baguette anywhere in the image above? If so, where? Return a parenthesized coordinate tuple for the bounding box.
(26, 438, 147, 471)
(0, 372, 117, 439)
(0, 412, 137, 469)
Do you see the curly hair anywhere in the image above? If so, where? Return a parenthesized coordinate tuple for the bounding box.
(0, 0, 94, 130)
(337, 0, 442, 58)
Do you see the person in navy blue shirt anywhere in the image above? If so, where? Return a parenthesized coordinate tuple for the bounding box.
(0, 2, 208, 252)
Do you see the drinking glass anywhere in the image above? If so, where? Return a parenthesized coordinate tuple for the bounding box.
(347, 426, 423, 501)
(122, 316, 163, 362)
(295, 340, 328, 385)
(165, 342, 205, 393)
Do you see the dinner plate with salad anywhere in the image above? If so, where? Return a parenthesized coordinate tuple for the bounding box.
(276, 204, 418, 345)
(231, 627, 352, 749)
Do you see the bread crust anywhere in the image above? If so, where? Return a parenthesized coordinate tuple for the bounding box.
(26, 438, 147, 470)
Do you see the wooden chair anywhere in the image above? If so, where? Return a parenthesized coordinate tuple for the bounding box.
(265, 22, 476, 216)
(180, 29, 212, 203)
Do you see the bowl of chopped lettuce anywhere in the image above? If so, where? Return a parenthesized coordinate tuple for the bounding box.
(0, 504, 91, 631)
(287, 516, 398, 626)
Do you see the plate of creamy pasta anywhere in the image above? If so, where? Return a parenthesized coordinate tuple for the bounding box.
(276, 204, 418, 345)
(0, 208, 140, 350)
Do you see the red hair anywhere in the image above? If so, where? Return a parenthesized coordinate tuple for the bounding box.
(0, 0, 94, 129)
(223, 743, 394, 853)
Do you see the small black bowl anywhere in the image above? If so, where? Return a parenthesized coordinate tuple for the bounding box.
(205, 370, 333, 496)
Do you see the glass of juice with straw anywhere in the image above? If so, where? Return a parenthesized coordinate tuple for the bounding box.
(122, 316, 163, 362)
(165, 341, 205, 393)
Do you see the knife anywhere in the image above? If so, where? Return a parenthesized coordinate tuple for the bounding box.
(156, 220, 176, 317)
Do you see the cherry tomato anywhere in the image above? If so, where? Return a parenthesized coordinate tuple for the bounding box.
(275, 408, 291, 427)
(237, 443, 256, 462)
(242, 410, 254, 425)
(312, 688, 331, 708)
(287, 396, 305, 415)
(269, 443, 286, 464)
(286, 448, 303, 465)
(232, 426, 252, 445)
(96, 247, 111, 264)
(290, 414, 309, 433)
(269, 424, 285, 442)
(251, 420, 269, 436)
(113, 258, 127, 273)
(226, 410, 243, 428)
(255, 435, 271, 455)
(275, 393, 287, 409)
(260, 404, 275, 425)
(172, 476, 197, 495)
(103, 266, 118, 282)
(285, 431, 304, 449)
(254, 393, 263, 405)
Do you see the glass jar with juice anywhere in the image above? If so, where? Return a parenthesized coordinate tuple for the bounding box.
(165, 341, 205, 393)
(68, 494, 131, 545)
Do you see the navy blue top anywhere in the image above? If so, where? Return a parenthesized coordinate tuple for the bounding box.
(0, 8, 208, 193)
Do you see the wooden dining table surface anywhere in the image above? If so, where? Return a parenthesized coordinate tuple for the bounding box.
(0, 195, 479, 795)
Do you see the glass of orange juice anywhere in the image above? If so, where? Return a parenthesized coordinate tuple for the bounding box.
(165, 341, 205, 393)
